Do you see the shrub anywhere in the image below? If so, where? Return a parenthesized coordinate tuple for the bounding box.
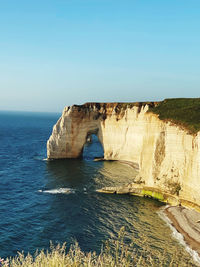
(0, 227, 198, 267)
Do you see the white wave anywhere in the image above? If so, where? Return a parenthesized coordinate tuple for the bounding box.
(83, 187, 87, 194)
(43, 158, 54, 161)
(38, 188, 75, 194)
(158, 206, 200, 265)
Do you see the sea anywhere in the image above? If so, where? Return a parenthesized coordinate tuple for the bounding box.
(0, 111, 199, 265)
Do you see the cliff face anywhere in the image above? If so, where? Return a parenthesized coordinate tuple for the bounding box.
(47, 103, 200, 207)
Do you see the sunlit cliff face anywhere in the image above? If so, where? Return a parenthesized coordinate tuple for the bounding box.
(47, 102, 200, 207)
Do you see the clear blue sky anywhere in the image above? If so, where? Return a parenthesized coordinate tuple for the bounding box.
(0, 0, 200, 112)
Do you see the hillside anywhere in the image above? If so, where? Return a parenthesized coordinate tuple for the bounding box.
(149, 98, 200, 134)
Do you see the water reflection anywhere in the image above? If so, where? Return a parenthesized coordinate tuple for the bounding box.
(44, 158, 191, 262)
(96, 161, 138, 187)
(46, 158, 138, 192)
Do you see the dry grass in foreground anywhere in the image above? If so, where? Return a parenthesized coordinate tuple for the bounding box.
(0, 228, 199, 267)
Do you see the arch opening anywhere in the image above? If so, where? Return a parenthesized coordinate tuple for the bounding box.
(82, 133, 104, 161)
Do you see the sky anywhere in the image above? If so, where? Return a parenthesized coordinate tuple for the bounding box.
(0, 0, 200, 112)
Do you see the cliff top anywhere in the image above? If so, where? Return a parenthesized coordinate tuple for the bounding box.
(73, 98, 200, 134)
(149, 98, 200, 134)
(75, 102, 157, 109)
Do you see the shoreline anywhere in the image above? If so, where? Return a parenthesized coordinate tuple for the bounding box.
(163, 205, 200, 258)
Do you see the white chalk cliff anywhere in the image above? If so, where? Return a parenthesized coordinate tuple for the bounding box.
(47, 103, 200, 208)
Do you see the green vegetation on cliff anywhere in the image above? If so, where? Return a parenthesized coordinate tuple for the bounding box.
(149, 98, 200, 134)
(76, 99, 200, 133)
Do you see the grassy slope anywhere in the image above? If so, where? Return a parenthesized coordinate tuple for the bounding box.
(149, 98, 200, 134)
(1, 230, 198, 267)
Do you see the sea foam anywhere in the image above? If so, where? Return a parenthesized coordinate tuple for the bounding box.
(38, 188, 75, 194)
(158, 206, 200, 265)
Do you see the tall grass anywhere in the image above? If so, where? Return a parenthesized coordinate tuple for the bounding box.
(0, 228, 198, 267)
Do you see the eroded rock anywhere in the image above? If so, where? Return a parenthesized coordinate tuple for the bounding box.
(47, 102, 200, 208)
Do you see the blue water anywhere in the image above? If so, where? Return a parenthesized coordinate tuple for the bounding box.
(0, 111, 195, 262)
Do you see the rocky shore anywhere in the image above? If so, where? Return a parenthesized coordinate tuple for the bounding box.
(97, 184, 200, 262)
(164, 206, 200, 256)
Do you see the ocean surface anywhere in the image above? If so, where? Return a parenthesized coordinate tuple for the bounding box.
(0, 111, 197, 264)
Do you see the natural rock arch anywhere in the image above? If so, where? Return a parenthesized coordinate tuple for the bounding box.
(82, 131, 104, 160)
(47, 102, 200, 206)
(47, 104, 105, 159)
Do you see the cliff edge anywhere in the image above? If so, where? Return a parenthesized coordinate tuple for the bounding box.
(47, 99, 200, 208)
